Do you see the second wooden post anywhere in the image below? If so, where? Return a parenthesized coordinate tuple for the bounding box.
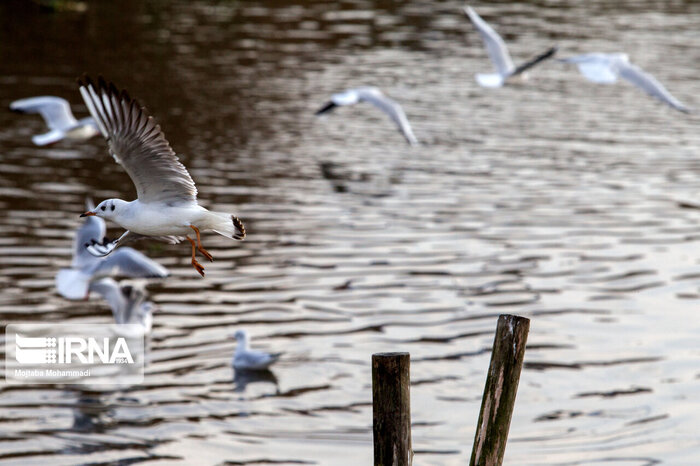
(372, 352, 412, 466)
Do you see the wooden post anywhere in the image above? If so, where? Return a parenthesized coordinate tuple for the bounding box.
(470, 314, 530, 466)
(373, 352, 412, 466)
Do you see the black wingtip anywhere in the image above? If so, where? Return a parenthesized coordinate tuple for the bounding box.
(315, 101, 337, 115)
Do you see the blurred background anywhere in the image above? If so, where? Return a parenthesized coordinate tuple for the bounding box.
(1, 0, 700, 464)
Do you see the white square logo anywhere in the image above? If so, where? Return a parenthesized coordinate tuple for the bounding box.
(5, 324, 145, 385)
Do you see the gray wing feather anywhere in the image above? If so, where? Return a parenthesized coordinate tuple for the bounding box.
(93, 247, 169, 279)
(357, 90, 419, 146)
(464, 6, 515, 75)
(616, 61, 692, 113)
(10, 96, 78, 131)
(88, 278, 124, 314)
(78, 76, 198, 204)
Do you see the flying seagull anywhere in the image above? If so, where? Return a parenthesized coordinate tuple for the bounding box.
(89, 278, 156, 333)
(315, 87, 419, 146)
(557, 53, 693, 113)
(10, 96, 99, 145)
(231, 329, 282, 370)
(56, 198, 168, 300)
(464, 6, 557, 88)
(77, 76, 245, 277)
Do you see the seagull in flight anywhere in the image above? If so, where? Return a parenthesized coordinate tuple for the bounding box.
(77, 76, 245, 277)
(10, 96, 99, 145)
(464, 6, 557, 88)
(89, 279, 156, 333)
(557, 53, 693, 113)
(231, 329, 282, 370)
(315, 87, 419, 146)
(56, 199, 168, 300)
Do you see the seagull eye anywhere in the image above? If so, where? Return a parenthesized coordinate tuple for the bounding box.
(111, 204, 115, 211)
(101, 205, 106, 211)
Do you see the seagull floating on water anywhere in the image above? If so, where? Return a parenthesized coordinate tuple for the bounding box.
(464, 6, 557, 88)
(77, 76, 246, 277)
(316, 87, 418, 146)
(557, 53, 693, 113)
(56, 199, 168, 300)
(231, 329, 282, 370)
(89, 278, 155, 333)
(10, 96, 99, 145)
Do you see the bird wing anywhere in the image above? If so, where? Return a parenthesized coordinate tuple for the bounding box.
(464, 6, 515, 76)
(616, 60, 692, 113)
(88, 278, 124, 317)
(511, 47, 558, 77)
(235, 350, 280, 369)
(85, 230, 183, 258)
(10, 96, 78, 131)
(358, 89, 419, 146)
(93, 247, 169, 279)
(78, 76, 198, 204)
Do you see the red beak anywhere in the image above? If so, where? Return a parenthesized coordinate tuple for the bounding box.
(80, 211, 97, 217)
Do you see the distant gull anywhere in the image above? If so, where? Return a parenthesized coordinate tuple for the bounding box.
(56, 199, 168, 300)
(77, 76, 245, 277)
(464, 6, 557, 88)
(557, 53, 693, 113)
(10, 96, 99, 145)
(89, 278, 155, 333)
(231, 329, 282, 370)
(316, 87, 419, 146)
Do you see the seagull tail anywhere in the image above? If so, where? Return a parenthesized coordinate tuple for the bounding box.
(208, 211, 246, 240)
(55, 269, 91, 300)
(32, 130, 66, 146)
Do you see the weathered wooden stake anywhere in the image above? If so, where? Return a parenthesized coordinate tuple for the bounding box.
(373, 352, 412, 466)
(470, 314, 530, 466)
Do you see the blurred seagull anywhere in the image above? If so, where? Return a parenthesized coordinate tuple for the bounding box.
(557, 53, 693, 113)
(89, 279, 155, 333)
(10, 96, 99, 145)
(77, 76, 245, 277)
(56, 199, 168, 300)
(464, 6, 557, 88)
(315, 87, 418, 146)
(231, 329, 282, 370)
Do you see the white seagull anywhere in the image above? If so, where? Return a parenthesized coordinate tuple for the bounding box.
(10, 96, 99, 145)
(56, 199, 169, 300)
(77, 76, 245, 277)
(464, 6, 557, 88)
(315, 87, 419, 146)
(557, 53, 693, 113)
(231, 329, 282, 370)
(89, 279, 156, 333)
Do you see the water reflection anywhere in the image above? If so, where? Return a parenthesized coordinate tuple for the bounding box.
(232, 368, 279, 393)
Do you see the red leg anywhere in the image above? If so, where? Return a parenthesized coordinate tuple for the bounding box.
(190, 225, 213, 262)
(187, 236, 205, 277)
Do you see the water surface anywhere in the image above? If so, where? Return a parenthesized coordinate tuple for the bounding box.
(1, 0, 700, 464)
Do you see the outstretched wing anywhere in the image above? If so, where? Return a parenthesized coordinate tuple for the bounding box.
(85, 230, 182, 258)
(10, 96, 78, 131)
(93, 247, 169, 279)
(617, 60, 692, 113)
(358, 89, 419, 146)
(78, 76, 198, 204)
(464, 6, 515, 76)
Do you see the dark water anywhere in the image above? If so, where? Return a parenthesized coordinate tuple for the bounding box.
(1, 0, 700, 464)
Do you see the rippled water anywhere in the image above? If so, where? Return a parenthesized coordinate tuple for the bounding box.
(1, 0, 700, 464)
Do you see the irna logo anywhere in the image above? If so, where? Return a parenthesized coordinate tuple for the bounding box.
(15, 334, 134, 365)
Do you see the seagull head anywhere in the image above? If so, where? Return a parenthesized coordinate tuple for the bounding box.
(231, 329, 248, 341)
(81, 199, 126, 219)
